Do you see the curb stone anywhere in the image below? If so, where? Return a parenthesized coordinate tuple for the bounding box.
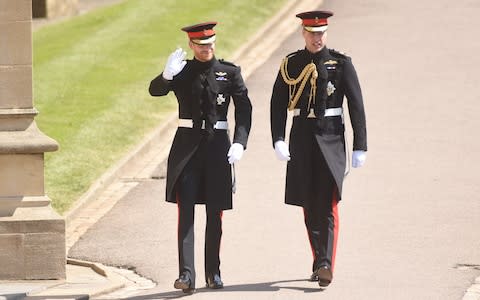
(463, 275, 480, 300)
(26, 261, 125, 299)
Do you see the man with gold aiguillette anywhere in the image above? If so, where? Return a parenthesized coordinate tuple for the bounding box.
(270, 10, 368, 287)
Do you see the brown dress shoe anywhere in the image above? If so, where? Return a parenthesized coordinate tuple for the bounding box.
(315, 266, 333, 287)
(174, 274, 194, 293)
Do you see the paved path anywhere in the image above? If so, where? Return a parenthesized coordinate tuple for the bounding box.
(69, 0, 480, 299)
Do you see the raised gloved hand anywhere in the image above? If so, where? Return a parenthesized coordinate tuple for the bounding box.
(227, 143, 244, 164)
(274, 140, 290, 161)
(162, 48, 187, 80)
(352, 150, 367, 168)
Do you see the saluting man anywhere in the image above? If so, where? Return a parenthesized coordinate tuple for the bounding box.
(149, 22, 252, 294)
(270, 11, 367, 287)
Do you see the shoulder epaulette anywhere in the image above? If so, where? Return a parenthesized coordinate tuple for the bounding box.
(219, 59, 238, 67)
(329, 48, 350, 60)
(285, 49, 302, 59)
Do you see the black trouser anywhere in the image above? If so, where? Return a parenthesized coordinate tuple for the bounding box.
(176, 142, 223, 289)
(303, 142, 340, 273)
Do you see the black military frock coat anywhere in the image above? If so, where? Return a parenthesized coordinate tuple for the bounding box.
(271, 47, 367, 206)
(149, 57, 252, 210)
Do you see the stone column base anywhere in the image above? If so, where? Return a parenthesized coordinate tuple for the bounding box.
(0, 203, 66, 280)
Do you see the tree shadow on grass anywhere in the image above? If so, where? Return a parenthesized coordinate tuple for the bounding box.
(127, 278, 325, 299)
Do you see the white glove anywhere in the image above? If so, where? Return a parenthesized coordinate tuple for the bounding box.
(162, 48, 187, 80)
(352, 150, 367, 168)
(274, 140, 290, 161)
(227, 143, 244, 164)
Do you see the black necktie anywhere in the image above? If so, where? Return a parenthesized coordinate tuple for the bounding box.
(200, 70, 218, 138)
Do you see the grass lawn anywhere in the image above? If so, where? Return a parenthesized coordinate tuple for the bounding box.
(33, 0, 287, 214)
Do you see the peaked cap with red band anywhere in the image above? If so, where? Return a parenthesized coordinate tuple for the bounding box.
(296, 10, 333, 32)
(181, 21, 217, 45)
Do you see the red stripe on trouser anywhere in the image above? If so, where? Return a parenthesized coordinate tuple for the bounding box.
(219, 211, 223, 252)
(303, 188, 340, 273)
(331, 189, 339, 272)
(176, 192, 180, 240)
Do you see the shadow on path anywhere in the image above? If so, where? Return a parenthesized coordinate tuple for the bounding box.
(128, 279, 325, 299)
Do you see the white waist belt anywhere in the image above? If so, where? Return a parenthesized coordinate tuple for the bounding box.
(293, 107, 343, 117)
(178, 119, 229, 130)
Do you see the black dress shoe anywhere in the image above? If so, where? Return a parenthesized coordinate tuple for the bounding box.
(206, 274, 224, 289)
(174, 274, 194, 293)
(315, 266, 333, 287)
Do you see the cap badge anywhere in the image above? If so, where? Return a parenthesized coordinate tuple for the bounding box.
(216, 94, 226, 105)
(327, 81, 336, 96)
